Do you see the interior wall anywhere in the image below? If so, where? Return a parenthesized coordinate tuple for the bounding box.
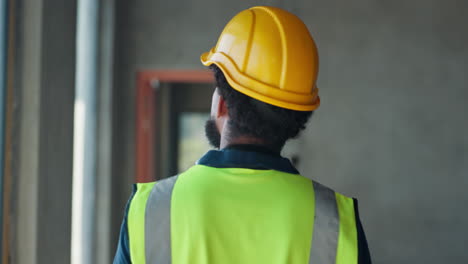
(112, 0, 468, 262)
(12, 0, 77, 263)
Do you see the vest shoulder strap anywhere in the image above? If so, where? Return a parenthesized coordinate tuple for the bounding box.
(127, 181, 157, 264)
(311, 181, 358, 264)
(145, 175, 179, 264)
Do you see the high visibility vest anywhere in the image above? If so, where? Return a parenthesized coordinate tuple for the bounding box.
(127, 165, 359, 264)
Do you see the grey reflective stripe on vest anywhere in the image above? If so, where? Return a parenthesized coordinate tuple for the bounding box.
(144, 176, 339, 264)
(145, 175, 179, 264)
(309, 181, 340, 264)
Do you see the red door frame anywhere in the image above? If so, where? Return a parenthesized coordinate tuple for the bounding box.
(135, 70, 213, 183)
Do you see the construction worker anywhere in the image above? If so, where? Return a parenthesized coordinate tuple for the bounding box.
(114, 6, 371, 264)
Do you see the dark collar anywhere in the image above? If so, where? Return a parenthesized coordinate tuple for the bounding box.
(196, 144, 299, 174)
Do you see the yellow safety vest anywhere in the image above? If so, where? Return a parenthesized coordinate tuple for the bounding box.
(126, 164, 359, 264)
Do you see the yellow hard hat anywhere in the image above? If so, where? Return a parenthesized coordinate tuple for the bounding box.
(201, 6, 320, 111)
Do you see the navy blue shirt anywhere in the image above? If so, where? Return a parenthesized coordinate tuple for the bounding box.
(113, 145, 371, 263)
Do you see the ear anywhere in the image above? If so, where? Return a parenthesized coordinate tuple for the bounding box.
(216, 95, 228, 118)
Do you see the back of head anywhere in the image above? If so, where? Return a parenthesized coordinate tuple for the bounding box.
(211, 64, 313, 151)
(201, 6, 320, 151)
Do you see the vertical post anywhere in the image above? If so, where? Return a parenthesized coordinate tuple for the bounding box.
(95, 0, 114, 262)
(0, 0, 8, 262)
(13, 0, 76, 262)
(71, 0, 99, 263)
(136, 75, 157, 183)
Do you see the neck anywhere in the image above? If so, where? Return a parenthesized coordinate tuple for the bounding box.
(220, 135, 281, 154)
(220, 136, 264, 148)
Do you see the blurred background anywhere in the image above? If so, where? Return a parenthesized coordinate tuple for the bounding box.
(1, 0, 467, 263)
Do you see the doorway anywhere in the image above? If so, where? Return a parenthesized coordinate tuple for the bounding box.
(135, 70, 214, 182)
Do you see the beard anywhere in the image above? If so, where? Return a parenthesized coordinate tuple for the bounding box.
(204, 118, 221, 149)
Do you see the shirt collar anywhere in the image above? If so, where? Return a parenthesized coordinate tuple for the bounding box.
(196, 144, 299, 174)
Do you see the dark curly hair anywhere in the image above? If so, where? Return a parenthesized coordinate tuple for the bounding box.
(210, 65, 313, 151)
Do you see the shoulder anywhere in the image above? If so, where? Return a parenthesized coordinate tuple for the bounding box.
(124, 176, 179, 263)
(310, 180, 372, 263)
(129, 175, 179, 204)
(129, 175, 179, 215)
(310, 180, 355, 205)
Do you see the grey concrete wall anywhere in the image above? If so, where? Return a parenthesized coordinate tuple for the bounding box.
(13, 0, 77, 263)
(113, 0, 468, 262)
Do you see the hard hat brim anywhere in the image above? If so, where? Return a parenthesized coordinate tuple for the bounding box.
(201, 51, 320, 111)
